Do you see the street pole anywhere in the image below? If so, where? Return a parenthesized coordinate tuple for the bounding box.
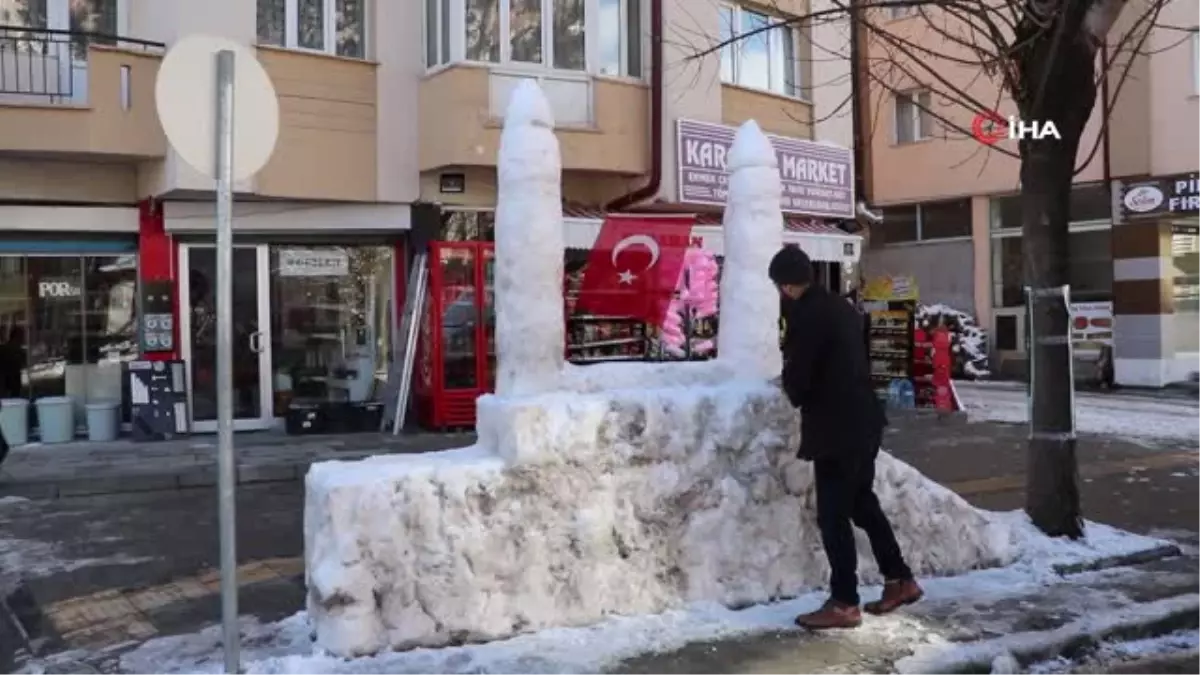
(214, 48, 240, 675)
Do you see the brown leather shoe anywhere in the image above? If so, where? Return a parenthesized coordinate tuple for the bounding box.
(794, 599, 862, 630)
(864, 579, 923, 615)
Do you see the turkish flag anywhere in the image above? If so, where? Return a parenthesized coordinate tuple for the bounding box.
(575, 214, 696, 324)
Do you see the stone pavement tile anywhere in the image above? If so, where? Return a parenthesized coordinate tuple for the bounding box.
(260, 556, 305, 578)
(44, 591, 139, 635)
(58, 615, 157, 651)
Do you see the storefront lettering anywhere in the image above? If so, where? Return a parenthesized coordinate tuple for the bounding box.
(676, 119, 855, 219)
(1121, 173, 1199, 218)
(38, 279, 81, 298)
(279, 249, 350, 277)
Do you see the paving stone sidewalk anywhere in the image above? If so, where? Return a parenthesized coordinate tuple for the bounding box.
(0, 431, 476, 499)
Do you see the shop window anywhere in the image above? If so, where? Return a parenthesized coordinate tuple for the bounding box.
(992, 182, 1112, 231)
(1172, 225, 1199, 354)
(991, 228, 1113, 307)
(0, 253, 136, 433)
(918, 199, 972, 239)
(878, 205, 918, 244)
(995, 314, 1018, 351)
(269, 246, 393, 412)
(877, 199, 970, 244)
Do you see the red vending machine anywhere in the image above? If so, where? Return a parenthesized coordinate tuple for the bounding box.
(414, 242, 496, 429)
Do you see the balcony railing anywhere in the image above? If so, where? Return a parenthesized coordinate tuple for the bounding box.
(0, 25, 164, 104)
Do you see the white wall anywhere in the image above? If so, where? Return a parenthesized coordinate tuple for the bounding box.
(659, 0, 725, 202)
(808, 0, 854, 149)
(374, 0, 422, 204)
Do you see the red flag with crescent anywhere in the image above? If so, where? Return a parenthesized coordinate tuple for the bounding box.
(575, 213, 696, 325)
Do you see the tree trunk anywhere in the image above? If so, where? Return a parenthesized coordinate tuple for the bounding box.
(1020, 138, 1083, 538)
(1016, 2, 1101, 539)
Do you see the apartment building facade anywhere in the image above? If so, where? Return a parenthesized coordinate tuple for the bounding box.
(0, 0, 859, 435)
(419, 0, 860, 265)
(859, 0, 1199, 387)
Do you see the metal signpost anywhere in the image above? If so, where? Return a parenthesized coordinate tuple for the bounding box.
(156, 35, 279, 674)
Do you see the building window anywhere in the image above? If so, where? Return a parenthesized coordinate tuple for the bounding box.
(433, 0, 641, 75)
(1192, 28, 1199, 95)
(894, 90, 933, 144)
(1171, 227, 1200, 353)
(718, 3, 798, 98)
(991, 229, 1113, 307)
(991, 182, 1112, 230)
(598, 0, 640, 77)
(878, 199, 971, 244)
(257, 0, 366, 59)
(882, 0, 913, 19)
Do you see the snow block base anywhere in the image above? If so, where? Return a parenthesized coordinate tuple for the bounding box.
(304, 383, 1016, 656)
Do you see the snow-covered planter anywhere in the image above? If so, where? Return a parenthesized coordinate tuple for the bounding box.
(916, 303, 991, 379)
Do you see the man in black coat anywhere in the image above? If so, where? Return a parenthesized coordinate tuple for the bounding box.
(770, 246, 922, 630)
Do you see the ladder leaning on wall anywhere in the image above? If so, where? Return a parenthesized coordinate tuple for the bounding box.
(381, 252, 429, 435)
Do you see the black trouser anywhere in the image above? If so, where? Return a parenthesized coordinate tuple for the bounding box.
(813, 443, 912, 606)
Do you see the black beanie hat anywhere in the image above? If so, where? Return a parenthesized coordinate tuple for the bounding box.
(768, 245, 813, 286)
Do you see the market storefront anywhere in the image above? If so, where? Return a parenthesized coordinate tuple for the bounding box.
(1115, 172, 1199, 386)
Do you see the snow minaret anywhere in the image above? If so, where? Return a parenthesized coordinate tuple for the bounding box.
(717, 120, 784, 378)
(493, 80, 566, 396)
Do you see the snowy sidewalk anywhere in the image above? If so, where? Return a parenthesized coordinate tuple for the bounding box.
(37, 522, 1194, 675)
(0, 431, 474, 499)
(955, 381, 1199, 443)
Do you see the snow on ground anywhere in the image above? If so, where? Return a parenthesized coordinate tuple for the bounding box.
(955, 381, 1199, 442)
(109, 513, 1170, 675)
(1026, 629, 1199, 673)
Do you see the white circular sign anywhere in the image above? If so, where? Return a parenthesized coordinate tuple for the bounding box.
(155, 35, 280, 181)
(1123, 185, 1164, 213)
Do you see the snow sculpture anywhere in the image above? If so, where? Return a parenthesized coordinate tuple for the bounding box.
(304, 84, 1018, 657)
(717, 120, 784, 378)
(493, 80, 565, 396)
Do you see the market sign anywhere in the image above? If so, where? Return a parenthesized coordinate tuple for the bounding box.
(1119, 173, 1198, 219)
(1070, 301, 1112, 356)
(278, 249, 349, 277)
(675, 118, 855, 220)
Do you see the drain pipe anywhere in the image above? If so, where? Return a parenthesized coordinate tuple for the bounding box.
(848, 0, 871, 217)
(606, 0, 664, 212)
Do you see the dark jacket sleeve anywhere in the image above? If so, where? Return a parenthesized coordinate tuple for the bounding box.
(780, 305, 824, 409)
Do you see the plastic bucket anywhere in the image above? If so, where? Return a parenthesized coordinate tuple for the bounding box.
(85, 401, 120, 442)
(35, 396, 75, 444)
(0, 398, 29, 447)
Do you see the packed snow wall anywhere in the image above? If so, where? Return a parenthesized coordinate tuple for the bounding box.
(305, 384, 1015, 656)
(303, 82, 1017, 657)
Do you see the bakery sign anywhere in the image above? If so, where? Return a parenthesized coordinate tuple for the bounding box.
(1120, 173, 1198, 219)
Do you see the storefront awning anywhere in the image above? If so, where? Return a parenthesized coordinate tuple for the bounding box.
(561, 207, 862, 265)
